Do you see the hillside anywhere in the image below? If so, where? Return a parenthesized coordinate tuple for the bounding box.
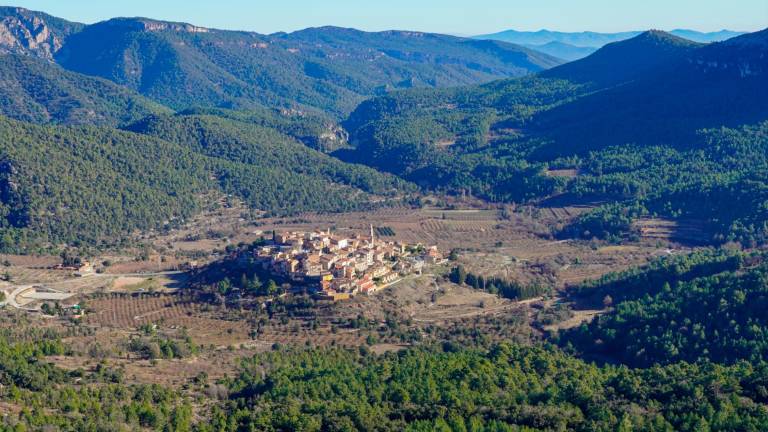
(341, 30, 768, 245)
(124, 113, 414, 197)
(54, 18, 562, 116)
(345, 29, 767, 168)
(177, 106, 350, 152)
(533, 29, 768, 157)
(563, 251, 768, 367)
(0, 53, 169, 126)
(540, 30, 702, 86)
(0, 115, 411, 251)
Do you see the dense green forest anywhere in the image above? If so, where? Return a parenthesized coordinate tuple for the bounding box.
(561, 251, 768, 367)
(0, 327, 195, 431)
(449, 265, 548, 300)
(207, 343, 768, 431)
(0, 116, 411, 252)
(564, 122, 768, 245)
(125, 113, 413, 196)
(0, 54, 169, 126)
(5, 327, 768, 431)
(176, 107, 349, 153)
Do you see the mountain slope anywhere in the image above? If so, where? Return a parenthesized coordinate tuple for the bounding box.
(563, 252, 768, 367)
(540, 30, 702, 87)
(54, 18, 562, 115)
(124, 113, 414, 197)
(344, 30, 767, 165)
(339, 30, 768, 246)
(0, 114, 412, 251)
(0, 53, 169, 126)
(533, 29, 768, 157)
(0, 6, 83, 59)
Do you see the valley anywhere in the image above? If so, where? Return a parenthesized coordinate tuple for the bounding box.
(0, 197, 690, 393)
(0, 3, 765, 431)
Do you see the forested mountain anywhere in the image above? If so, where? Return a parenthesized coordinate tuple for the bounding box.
(0, 53, 169, 126)
(341, 29, 768, 244)
(540, 30, 702, 86)
(0, 115, 410, 251)
(0, 6, 83, 59)
(53, 17, 561, 116)
(533, 29, 768, 157)
(342, 30, 715, 173)
(176, 106, 350, 152)
(125, 113, 414, 197)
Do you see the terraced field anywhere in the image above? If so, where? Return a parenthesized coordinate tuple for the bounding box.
(83, 294, 250, 346)
(634, 218, 710, 245)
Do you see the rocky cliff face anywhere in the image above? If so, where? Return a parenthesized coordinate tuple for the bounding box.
(0, 7, 82, 59)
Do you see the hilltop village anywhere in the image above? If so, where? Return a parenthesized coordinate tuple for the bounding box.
(252, 226, 444, 300)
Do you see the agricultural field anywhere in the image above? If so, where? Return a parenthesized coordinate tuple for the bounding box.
(82, 294, 251, 347)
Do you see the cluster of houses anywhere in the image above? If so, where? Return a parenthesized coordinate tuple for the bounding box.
(51, 260, 93, 277)
(252, 226, 444, 301)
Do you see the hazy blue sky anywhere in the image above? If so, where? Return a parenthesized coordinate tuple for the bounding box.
(6, 0, 767, 35)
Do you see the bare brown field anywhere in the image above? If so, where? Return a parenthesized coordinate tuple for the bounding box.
(0, 254, 60, 268)
(2, 267, 70, 285)
(545, 169, 580, 178)
(104, 258, 185, 274)
(256, 323, 366, 347)
(544, 309, 605, 332)
(111, 276, 149, 290)
(349, 274, 519, 325)
(455, 239, 678, 288)
(49, 346, 262, 387)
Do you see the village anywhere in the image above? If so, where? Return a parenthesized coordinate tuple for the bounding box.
(251, 226, 445, 300)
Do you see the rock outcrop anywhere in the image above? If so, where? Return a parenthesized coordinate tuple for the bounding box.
(0, 7, 82, 59)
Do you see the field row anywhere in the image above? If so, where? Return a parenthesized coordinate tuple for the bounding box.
(83, 295, 250, 345)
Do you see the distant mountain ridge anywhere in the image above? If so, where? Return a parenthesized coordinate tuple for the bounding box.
(522, 41, 597, 61)
(475, 28, 746, 60)
(0, 7, 566, 117)
(53, 19, 561, 115)
(532, 29, 768, 156)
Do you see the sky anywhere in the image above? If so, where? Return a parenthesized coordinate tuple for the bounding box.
(5, 0, 767, 35)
